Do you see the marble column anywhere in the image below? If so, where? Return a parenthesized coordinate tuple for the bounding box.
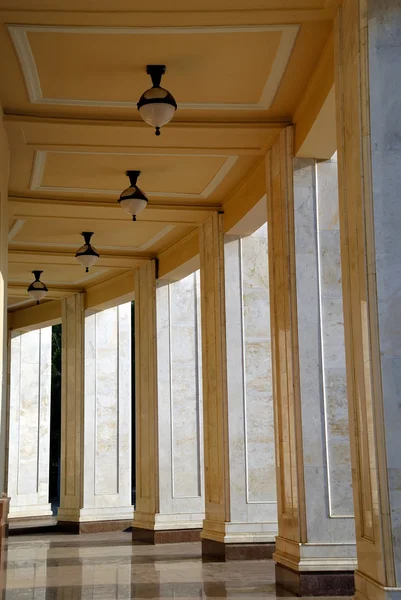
(82, 303, 133, 530)
(57, 293, 85, 529)
(266, 128, 355, 595)
(199, 213, 277, 560)
(334, 2, 401, 600)
(132, 263, 205, 543)
(7, 327, 52, 518)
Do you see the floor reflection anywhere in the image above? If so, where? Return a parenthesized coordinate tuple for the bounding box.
(1, 531, 344, 599)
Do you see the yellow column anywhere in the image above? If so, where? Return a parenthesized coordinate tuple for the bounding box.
(335, 1, 401, 599)
(0, 111, 10, 527)
(199, 212, 230, 553)
(266, 127, 356, 594)
(132, 261, 159, 541)
(58, 293, 85, 530)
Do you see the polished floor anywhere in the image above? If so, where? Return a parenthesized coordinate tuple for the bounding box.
(2, 531, 348, 599)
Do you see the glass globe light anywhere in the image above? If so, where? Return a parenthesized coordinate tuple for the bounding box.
(75, 232, 100, 273)
(137, 65, 177, 136)
(27, 270, 48, 304)
(118, 171, 148, 221)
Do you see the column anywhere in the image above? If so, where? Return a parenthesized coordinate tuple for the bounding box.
(334, 2, 401, 600)
(199, 213, 277, 560)
(0, 115, 10, 526)
(81, 303, 133, 531)
(266, 128, 355, 595)
(57, 293, 85, 530)
(132, 263, 205, 543)
(132, 261, 158, 537)
(8, 327, 52, 519)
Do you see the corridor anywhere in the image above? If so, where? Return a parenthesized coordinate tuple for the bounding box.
(2, 532, 342, 600)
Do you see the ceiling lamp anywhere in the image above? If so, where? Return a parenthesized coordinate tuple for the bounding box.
(119, 171, 148, 221)
(137, 65, 177, 136)
(75, 232, 100, 273)
(27, 270, 48, 304)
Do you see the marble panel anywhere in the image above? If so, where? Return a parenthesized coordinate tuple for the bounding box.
(83, 303, 132, 516)
(8, 327, 52, 517)
(156, 272, 204, 526)
(224, 224, 276, 536)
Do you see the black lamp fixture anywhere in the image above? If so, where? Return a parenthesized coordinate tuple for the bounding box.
(137, 65, 177, 136)
(75, 232, 100, 273)
(118, 171, 148, 221)
(27, 270, 48, 304)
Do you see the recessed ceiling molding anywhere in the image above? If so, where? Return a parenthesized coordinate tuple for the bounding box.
(30, 150, 238, 198)
(8, 219, 26, 241)
(8, 24, 299, 111)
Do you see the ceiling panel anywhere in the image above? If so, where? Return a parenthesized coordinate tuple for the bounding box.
(27, 29, 282, 107)
(37, 151, 229, 197)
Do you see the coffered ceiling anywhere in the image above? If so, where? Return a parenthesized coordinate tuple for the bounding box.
(0, 0, 338, 311)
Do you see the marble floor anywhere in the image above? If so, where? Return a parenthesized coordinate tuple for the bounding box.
(1, 531, 349, 599)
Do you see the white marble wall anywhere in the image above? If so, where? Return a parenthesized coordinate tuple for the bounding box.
(156, 273, 204, 529)
(8, 327, 52, 518)
(82, 303, 133, 522)
(224, 225, 277, 542)
(293, 157, 355, 563)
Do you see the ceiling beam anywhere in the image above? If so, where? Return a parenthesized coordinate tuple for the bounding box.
(8, 284, 78, 298)
(27, 143, 264, 157)
(223, 159, 266, 233)
(8, 249, 147, 268)
(4, 113, 288, 131)
(0, 7, 334, 27)
(158, 230, 199, 279)
(9, 196, 218, 225)
(8, 299, 62, 332)
(85, 270, 135, 311)
(293, 31, 335, 158)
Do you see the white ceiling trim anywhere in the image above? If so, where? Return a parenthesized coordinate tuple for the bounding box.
(30, 150, 238, 198)
(8, 23, 299, 111)
(8, 225, 175, 252)
(8, 219, 26, 241)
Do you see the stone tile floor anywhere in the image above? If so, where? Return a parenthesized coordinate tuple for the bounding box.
(2, 531, 349, 599)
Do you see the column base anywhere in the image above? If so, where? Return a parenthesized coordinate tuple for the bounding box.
(57, 519, 132, 534)
(354, 571, 401, 600)
(202, 538, 275, 561)
(275, 564, 355, 597)
(0, 496, 9, 540)
(132, 527, 201, 544)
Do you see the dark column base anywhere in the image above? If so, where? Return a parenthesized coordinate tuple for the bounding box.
(132, 527, 201, 544)
(0, 496, 9, 540)
(201, 538, 275, 561)
(57, 520, 132, 534)
(275, 564, 355, 596)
